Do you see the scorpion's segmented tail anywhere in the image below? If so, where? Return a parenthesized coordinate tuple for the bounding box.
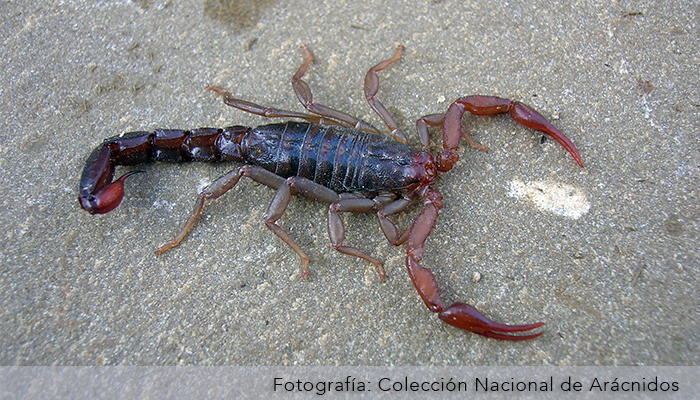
(78, 127, 250, 214)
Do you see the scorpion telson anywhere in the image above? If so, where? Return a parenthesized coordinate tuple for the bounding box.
(79, 45, 583, 340)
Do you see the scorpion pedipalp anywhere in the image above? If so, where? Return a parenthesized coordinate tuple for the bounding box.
(438, 95, 584, 171)
(404, 187, 545, 340)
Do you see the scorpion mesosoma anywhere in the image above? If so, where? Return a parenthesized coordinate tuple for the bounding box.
(79, 45, 583, 340)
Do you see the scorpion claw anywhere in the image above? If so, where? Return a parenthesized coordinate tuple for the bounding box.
(438, 302, 544, 341)
(509, 102, 584, 168)
(79, 171, 143, 214)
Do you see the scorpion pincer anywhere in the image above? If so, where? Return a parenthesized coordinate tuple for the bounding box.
(78, 45, 583, 340)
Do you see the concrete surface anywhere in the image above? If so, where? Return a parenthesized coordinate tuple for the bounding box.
(0, 0, 697, 365)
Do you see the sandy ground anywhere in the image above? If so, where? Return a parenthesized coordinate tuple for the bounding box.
(1, 0, 698, 365)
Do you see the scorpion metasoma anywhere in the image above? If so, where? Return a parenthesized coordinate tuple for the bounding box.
(79, 45, 583, 340)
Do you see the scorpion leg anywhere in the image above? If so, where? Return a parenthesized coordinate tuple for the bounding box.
(364, 45, 409, 144)
(405, 186, 545, 340)
(266, 176, 343, 278)
(155, 165, 285, 255)
(206, 85, 345, 128)
(326, 192, 414, 277)
(291, 45, 379, 134)
(328, 194, 386, 278)
(375, 195, 413, 246)
(437, 96, 584, 171)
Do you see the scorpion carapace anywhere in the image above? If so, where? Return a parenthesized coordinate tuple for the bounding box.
(79, 45, 583, 340)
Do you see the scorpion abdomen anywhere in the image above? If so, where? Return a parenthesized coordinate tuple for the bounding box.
(243, 121, 432, 195)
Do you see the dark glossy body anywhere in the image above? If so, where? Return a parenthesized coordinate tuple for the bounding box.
(241, 122, 430, 194)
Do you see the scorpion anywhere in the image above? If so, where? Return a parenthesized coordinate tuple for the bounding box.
(78, 45, 583, 340)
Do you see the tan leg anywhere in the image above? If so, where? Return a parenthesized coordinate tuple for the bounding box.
(291, 45, 379, 133)
(364, 45, 408, 144)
